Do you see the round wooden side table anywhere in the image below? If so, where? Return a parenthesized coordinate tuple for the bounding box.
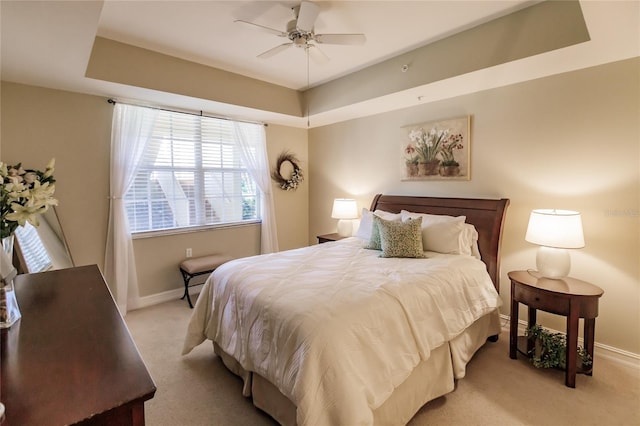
(508, 270, 604, 388)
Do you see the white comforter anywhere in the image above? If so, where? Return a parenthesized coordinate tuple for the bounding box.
(182, 237, 502, 426)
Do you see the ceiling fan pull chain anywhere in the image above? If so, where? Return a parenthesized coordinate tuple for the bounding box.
(307, 46, 310, 128)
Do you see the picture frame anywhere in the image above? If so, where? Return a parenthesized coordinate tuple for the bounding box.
(401, 115, 471, 181)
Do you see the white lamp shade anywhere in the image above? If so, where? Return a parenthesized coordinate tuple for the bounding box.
(525, 209, 585, 249)
(331, 199, 358, 220)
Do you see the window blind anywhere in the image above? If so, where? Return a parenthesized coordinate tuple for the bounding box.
(124, 109, 259, 233)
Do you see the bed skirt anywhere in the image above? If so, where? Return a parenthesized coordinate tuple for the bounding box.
(212, 310, 501, 425)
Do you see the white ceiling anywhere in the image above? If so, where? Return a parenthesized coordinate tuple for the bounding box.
(96, 0, 535, 90)
(1, 1, 639, 128)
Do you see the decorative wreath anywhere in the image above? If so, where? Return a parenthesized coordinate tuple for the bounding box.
(271, 151, 304, 191)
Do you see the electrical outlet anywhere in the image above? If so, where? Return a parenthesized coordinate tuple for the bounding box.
(186, 248, 192, 258)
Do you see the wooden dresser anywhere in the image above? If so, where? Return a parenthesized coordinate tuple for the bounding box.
(0, 265, 156, 425)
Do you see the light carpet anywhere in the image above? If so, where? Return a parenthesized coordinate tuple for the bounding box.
(125, 298, 640, 426)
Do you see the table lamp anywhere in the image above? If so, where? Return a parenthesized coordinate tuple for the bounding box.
(331, 198, 358, 237)
(525, 209, 585, 279)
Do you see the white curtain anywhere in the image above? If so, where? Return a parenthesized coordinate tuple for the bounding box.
(105, 104, 158, 314)
(233, 122, 279, 254)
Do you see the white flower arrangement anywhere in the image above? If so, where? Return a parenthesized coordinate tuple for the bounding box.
(1, 159, 58, 239)
(281, 168, 303, 191)
(409, 127, 450, 162)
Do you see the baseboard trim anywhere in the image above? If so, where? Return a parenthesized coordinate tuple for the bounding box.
(500, 314, 640, 370)
(129, 285, 202, 311)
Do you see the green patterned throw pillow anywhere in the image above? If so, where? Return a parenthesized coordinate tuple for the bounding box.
(364, 216, 383, 250)
(364, 211, 401, 250)
(374, 215, 426, 258)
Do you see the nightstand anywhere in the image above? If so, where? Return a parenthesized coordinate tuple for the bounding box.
(508, 270, 604, 388)
(317, 233, 346, 244)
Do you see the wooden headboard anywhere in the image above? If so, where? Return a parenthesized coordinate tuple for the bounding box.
(370, 194, 510, 292)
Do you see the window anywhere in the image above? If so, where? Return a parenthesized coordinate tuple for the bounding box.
(124, 110, 260, 233)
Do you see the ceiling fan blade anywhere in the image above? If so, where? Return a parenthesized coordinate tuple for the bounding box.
(314, 33, 366, 45)
(296, 1, 320, 33)
(308, 44, 329, 64)
(234, 20, 287, 37)
(257, 43, 293, 59)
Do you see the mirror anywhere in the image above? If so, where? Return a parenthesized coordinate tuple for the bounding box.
(13, 207, 74, 274)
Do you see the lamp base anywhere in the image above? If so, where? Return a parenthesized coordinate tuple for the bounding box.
(536, 246, 571, 279)
(336, 219, 352, 237)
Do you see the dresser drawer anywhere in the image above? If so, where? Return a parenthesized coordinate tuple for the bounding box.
(514, 284, 570, 315)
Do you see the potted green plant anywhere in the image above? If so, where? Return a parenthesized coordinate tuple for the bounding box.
(439, 133, 463, 177)
(525, 324, 592, 371)
(403, 144, 419, 177)
(410, 127, 446, 176)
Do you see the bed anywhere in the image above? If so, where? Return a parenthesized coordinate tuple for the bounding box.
(183, 194, 509, 425)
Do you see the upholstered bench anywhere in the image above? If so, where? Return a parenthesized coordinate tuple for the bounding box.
(179, 254, 233, 308)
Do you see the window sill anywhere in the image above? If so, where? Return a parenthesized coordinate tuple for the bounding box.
(131, 220, 261, 239)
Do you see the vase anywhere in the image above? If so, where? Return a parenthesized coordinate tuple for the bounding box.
(2, 234, 14, 257)
(1, 235, 21, 328)
(405, 163, 418, 177)
(418, 160, 440, 176)
(440, 165, 460, 177)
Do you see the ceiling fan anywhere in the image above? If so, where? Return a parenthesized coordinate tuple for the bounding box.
(235, 1, 366, 63)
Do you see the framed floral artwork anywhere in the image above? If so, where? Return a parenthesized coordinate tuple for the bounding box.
(401, 115, 471, 181)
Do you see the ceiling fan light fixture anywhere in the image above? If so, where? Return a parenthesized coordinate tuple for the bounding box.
(235, 1, 367, 62)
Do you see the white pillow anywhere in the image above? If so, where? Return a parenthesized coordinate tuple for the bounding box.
(354, 208, 401, 241)
(354, 208, 373, 240)
(400, 210, 468, 254)
(400, 210, 465, 225)
(375, 209, 402, 221)
(463, 223, 481, 259)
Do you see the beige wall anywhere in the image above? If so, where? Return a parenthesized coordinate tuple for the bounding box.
(86, 37, 302, 117)
(0, 82, 309, 299)
(1, 83, 111, 271)
(266, 124, 309, 251)
(2, 57, 638, 355)
(305, 0, 588, 115)
(309, 58, 640, 355)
